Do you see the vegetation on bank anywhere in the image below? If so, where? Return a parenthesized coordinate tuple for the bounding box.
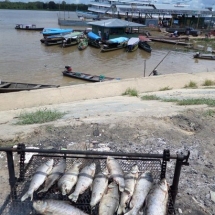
(16, 109, 65, 125)
(184, 81, 198, 88)
(141, 95, 215, 107)
(122, 88, 138, 96)
(0, 2, 88, 11)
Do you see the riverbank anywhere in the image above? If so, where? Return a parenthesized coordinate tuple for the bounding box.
(1, 72, 215, 111)
(1, 72, 215, 215)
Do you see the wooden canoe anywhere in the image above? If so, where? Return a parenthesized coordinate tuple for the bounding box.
(62, 71, 117, 82)
(0, 81, 59, 93)
(193, 53, 215, 60)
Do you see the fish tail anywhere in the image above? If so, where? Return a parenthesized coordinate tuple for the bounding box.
(61, 184, 67, 195)
(119, 185, 125, 192)
(124, 208, 135, 215)
(21, 192, 29, 202)
(37, 188, 47, 194)
(68, 192, 79, 202)
(117, 205, 123, 215)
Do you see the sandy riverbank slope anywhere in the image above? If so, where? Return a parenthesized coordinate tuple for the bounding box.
(1, 72, 215, 111)
(0, 72, 215, 215)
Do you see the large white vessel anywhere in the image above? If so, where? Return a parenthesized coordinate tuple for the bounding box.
(87, 0, 212, 19)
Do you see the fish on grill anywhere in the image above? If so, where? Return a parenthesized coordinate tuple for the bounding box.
(144, 178, 169, 215)
(99, 181, 119, 215)
(125, 171, 153, 215)
(107, 156, 125, 192)
(68, 162, 96, 202)
(21, 159, 54, 201)
(38, 159, 66, 193)
(33, 199, 89, 215)
(90, 167, 109, 208)
(58, 161, 82, 195)
(117, 165, 139, 214)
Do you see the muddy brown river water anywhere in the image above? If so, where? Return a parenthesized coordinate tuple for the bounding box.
(0, 10, 214, 87)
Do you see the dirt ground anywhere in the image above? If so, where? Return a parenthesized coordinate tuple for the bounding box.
(0, 89, 215, 215)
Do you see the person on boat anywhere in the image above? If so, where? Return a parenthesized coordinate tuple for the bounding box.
(153, 69, 158, 76)
(173, 30, 178, 37)
(65, 65, 72, 72)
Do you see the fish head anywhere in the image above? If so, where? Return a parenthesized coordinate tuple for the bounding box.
(33, 200, 47, 213)
(102, 167, 109, 176)
(74, 161, 82, 168)
(46, 159, 54, 167)
(57, 159, 66, 166)
(159, 178, 168, 191)
(108, 181, 117, 189)
(107, 156, 114, 162)
(131, 165, 139, 174)
(89, 162, 96, 170)
(142, 171, 153, 183)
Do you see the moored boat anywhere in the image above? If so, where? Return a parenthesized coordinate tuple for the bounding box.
(78, 37, 88, 50)
(101, 37, 129, 52)
(62, 31, 84, 47)
(193, 52, 215, 60)
(138, 35, 152, 53)
(62, 66, 117, 82)
(15, 24, 44, 31)
(42, 28, 73, 37)
(42, 34, 65, 46)
(76, 10, 99, 19)
(0, 81, 59, 93)
(87, 32, 101, 48)
(126, 37, 139, 52)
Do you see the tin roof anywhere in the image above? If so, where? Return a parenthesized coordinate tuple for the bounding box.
(87, 18, 146, 28)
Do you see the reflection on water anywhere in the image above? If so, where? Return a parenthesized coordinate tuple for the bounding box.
(0, 10, 214, 86)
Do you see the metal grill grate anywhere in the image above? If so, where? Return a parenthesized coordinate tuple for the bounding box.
(1, 154, 175, 215)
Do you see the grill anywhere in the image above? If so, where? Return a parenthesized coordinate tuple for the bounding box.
(0, 144, 190, 215)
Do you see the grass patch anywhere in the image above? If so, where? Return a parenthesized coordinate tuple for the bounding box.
(159, 86, 172, 91)
(141, 95, 160, 100)
(122, 88, 138, 96)
(202, 79, 215, 86)
(162, 98, 180, 103)
(184, 81, 198, 88)
(204, 109, 215, 117)
(16, 109, 65, 125)
(176, 98, 215, 106)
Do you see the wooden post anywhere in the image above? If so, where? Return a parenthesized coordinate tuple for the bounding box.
(144, 60, 146, 77)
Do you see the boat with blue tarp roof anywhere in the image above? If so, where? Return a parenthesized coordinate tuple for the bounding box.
(87, 32, 101, 48)
(101, 37, 129, 52)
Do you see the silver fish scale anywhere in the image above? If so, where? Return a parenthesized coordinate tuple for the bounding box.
(1, 154, 176, 215)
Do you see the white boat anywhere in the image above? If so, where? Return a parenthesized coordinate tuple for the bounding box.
(76, 10, 99, 19)
(126, 37, 140, 52)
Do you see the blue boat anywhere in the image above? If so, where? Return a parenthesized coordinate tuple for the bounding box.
(88, 32, 101, 40)
(108, 37, 129, 44)
(87, 32, 101, 48)
(101, 37, 129, 52)
(42, 28, 73, 37)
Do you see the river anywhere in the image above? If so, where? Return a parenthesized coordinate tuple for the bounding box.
(0, 9, 214, 86)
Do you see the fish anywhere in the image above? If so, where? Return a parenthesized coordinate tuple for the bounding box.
(124, 171, 153, 215)
(58, 161, 82, 195)
(33, 199, 89, 215)
(90, 167, 109, 208)
(117, 165, 139, 214)
(106, 156, 125, 192)
(38, 159, 66, 193)
(144, 178, 169, 215)
(99, 181, 119, 215)
(68, 162, 96, 202)
(21, 159, 54, 201)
